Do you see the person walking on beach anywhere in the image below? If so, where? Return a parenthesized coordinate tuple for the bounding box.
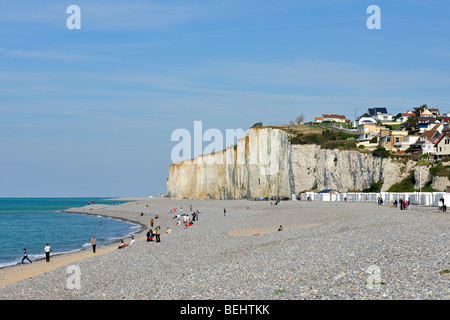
(155, 226, 161, 242)
(44, 243, 51, 262)
(21, 249, 32, 264)
(150, 218, 154, 227)
(91, 236, 97, 253)
(224, 208, 226, 216)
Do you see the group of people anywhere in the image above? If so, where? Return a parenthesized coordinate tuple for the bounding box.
(392, 199, 409, 210)
(20, 205, 204, 264)
(21, 243, 52, 264)
(146, 206, 202, 242)
(118, 237, 135, 249)
(146, 226, 161, 242)
(377, 197, 384, 205)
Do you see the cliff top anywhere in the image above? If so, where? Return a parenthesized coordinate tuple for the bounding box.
(261, 124, 360, 151)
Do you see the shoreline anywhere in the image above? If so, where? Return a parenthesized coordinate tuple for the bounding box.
(0, 198, 448, 300)
(0, 202, 149, 287)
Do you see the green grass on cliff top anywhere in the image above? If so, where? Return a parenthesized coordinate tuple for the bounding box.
(264, 124, 360, 151)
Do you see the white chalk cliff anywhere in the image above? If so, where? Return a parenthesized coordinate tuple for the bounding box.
(166, 127, 445, 199)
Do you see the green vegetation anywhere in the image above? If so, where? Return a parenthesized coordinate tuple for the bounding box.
(421, 181, 439, 192)
(288, 127, 358, 150)
(386, 170, 439, 192)
(429, 163, 450, 179)
(387, 171, 416, 192)
(439, 269, 450, 274)
(372, 146, 391, 158)
(362, 180, 384, 193)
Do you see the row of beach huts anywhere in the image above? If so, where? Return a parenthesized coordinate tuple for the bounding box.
(297, 191, 450, 207)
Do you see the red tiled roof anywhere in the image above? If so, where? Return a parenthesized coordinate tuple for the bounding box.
(402, 110, 416, 116)
(322, 114, 346, 119)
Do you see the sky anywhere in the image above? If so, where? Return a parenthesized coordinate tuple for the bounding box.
(1, 0, 450, 197)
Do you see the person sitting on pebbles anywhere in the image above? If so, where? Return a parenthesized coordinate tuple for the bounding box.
(118, 239, 129, 249)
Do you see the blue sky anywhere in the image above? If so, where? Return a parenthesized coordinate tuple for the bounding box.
(1, 0, 449, 197)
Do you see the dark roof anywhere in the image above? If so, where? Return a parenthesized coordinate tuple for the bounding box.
(434, 131, 450, 146)
(417, 117, 437, 123)
(318, 189, 337, 194)
(356, 112, 375, 121)
(368, 107, 388, 116)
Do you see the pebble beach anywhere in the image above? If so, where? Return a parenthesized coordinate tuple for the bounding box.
(0, 198, 448, 300)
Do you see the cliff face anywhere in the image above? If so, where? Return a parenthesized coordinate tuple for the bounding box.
(290, 144, 419, 192)
(167, 127, 292, 199)
(166, 127, 444, 199)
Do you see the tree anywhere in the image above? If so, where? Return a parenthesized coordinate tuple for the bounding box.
(414, 104, 428, 116)
(405, 116, 419, 135)
(290, 114, 305, 126)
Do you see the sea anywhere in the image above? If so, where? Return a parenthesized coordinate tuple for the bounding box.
(0, 198, 142, 268)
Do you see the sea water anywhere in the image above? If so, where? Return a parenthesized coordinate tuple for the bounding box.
(0, 198, 142, 268)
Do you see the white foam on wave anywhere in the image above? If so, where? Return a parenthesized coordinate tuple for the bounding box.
(107, 236, 123, 241)
(0, 261, 21, 269)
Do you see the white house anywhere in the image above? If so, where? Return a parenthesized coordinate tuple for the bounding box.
(354, 112, 377, 127)
(434, 130, 450, 157)
(412, 124, 442, 154)
(368, 107, 393, 122)
(400, 110, 416, 123)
